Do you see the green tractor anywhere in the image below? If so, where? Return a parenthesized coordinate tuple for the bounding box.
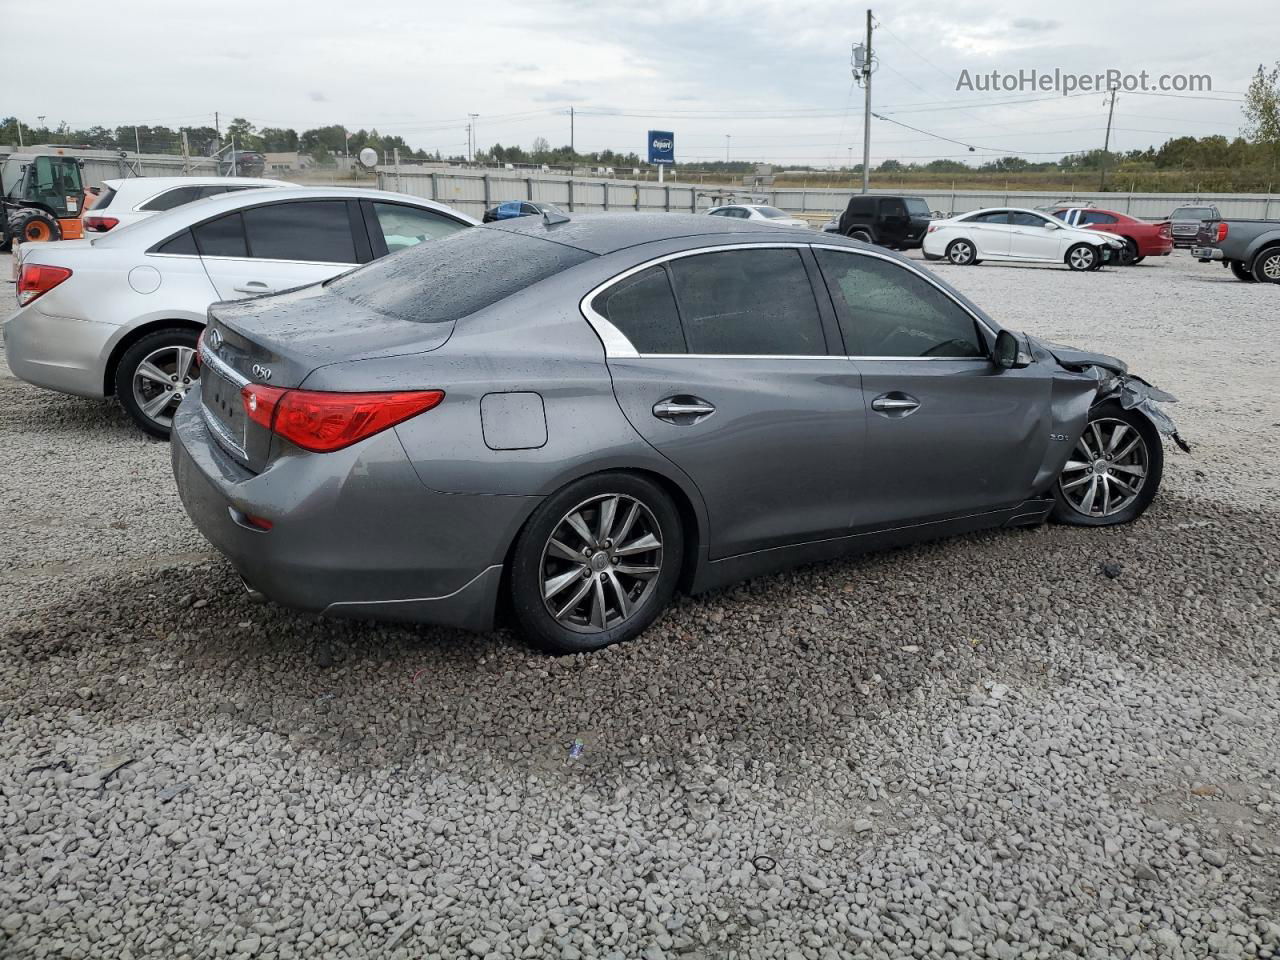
(1, 152, 90, 250)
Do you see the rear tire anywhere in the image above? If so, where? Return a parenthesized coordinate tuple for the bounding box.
(1230, 260, 1256, 282)
(1051, 402, 1162, 527)
(114, 328, 201, 440)
(10, 208, 61, 244)
(1066, 243, 1098, 271)
(847, 229, 873, 244)
(946, 238, 977, 265)
(1251, 247, 1280, 283)
(509, 472, 684, 653)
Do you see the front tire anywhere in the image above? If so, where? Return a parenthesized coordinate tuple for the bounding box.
(1251, 247, 1280, 283)
(509, 473, 684, 653)
(946, 238, 977, 265)
(1051, 402, 1163, 526)
(10, 208, 62, 244)
(114, 328, 201, 439)
(1066, 243, 1098, 272)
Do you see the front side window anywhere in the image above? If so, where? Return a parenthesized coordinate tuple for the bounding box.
(1009, 211, 1052, 227)
(591, 266, 686, 354)
(140, 186, 203, 212)
(1080, 211, 1118, 225)
(372, 202, 467, 252)
(904, 198, 931, 217)
(667, 248, 825, 356)
(816, 249, 984, 359)
(241, 200, 355, 263)
(880, 199, 907, 219)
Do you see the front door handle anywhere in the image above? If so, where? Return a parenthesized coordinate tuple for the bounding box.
(653, 396, 716, 422)
(233, 281, 275, 295)
(871, 394, 920, 414)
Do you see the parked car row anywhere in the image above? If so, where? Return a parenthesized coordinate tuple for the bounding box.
(9, 185, 477, 435)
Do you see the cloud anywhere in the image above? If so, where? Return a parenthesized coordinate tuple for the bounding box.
(308, 91, 328, 102)
(1011, 17, 1059, 32)
(531, 86, 588, 103)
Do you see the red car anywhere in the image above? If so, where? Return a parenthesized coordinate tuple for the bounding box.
(1051, 208, 1173, 264)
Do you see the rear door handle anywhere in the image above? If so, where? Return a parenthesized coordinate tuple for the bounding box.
(233, 281, 275, 295)
(871, 394, 920, 414)
(653, 397, 716, 422)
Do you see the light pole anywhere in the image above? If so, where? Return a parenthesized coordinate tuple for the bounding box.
(725, 135, 731, 163)
(468, 113, 480, 163)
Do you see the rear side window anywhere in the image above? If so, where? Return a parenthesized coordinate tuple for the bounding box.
(591, 266, 686, 354)
(880, 199, 907, 218)
(193, 212, 248, 258)
(964, 211, 1009, 224)
(328, 227, 592, 323)
(139, 185, 203, 212)
(816, 249, 984, 358)
(91, 186, 117, 211)
(668, 248, 825, 356)
(155, 229, 198, 255)
(242, 200, 355, 263)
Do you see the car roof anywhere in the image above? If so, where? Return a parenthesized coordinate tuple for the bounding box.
(485, 211, 801, 255)
(91, 186, 479, 246)
(101, 176, 292, 194)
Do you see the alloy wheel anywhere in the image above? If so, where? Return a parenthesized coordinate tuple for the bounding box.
(540, 493, 664, 634)
(1058, 418, 1149, 519)
(1069, 247, 1096, 270)
(132, 344, 198, 429)
(1259, 251, 1280, 281)
(949, 241, 974, 265)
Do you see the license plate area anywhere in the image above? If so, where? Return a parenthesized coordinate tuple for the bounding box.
(202, 369, 247, 455)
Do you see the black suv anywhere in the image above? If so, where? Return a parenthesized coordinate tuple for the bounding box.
(823, 194, 933, 249)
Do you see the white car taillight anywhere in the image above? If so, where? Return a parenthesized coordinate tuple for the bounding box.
(16, 264, 73, 306)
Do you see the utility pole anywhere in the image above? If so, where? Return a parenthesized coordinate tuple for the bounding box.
(134, 126, 142, 155)
(181, 131, 191, 175)
(1098, 86, 1118, 191)
(725, 135, 731, 163)
(16, 120, 22, 148)
(860, 10, 873, 194)
(468, 113, 479, 163)
(570, 106, 575, 155)
(214, 112, 220, 138)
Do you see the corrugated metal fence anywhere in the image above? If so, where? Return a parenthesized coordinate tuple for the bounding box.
(378, 165, 1280, 222)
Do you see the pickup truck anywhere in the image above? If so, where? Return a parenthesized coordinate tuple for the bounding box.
(1191, 219, 1280, 283)
(1169, 204, 1221, 248)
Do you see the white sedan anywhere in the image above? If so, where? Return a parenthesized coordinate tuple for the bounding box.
(84, 176, 293, 234)
(706, 204, 809, 228)
(6, 187, 477, 437)
(922, 207, 1124, 271)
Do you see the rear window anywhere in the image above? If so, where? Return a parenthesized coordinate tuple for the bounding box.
(327, 227, 592, 323)
(755, 206, 790, 219)
(1172, 207, 1214, 219)
(140, 185, 204, 212)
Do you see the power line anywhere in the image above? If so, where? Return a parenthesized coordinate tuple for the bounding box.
(870, 112, 1089, 155)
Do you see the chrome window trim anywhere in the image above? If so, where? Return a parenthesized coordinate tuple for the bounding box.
(580, 240, 997, 362)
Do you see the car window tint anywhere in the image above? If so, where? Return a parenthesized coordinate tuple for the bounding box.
(192, 211, 248, 258)
(668, 248, 825, 356)
(155, 229, 198, 256)
(140, 185, 203, 212)
(965, 211, 1008, 224)
(327, 227, 592, 323)
(881, 199, 907, 218)
(816, 250, 984, 359)
(92, 186, 117, 211)
(592, 266, 686, 354)
(372, 202, 466, 253)
(1081, 211, 1117, 224)
(1009, 212, 1050, 227)
(242, 200, 355, 263)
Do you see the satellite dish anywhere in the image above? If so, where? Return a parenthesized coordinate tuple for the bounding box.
(358, 147, 378, 167)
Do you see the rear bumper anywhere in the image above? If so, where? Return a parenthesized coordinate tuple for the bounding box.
(170, 394, 539, 632)
(2, 302, 114, 398)
(1192, 247, 1224, 261)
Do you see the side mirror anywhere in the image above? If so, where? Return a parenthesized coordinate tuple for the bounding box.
(993, 330, 1031, 369)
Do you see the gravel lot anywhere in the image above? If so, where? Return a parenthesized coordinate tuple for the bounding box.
(1, 248, 1277, 959)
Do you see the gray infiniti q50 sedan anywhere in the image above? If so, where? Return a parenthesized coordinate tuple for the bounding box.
(172, 213, 1185, 652)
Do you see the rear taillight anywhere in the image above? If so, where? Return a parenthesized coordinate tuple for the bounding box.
(1216, 222, 1229, 243)
(83, 215, 119, 232)
(17, 264, 73, 306)
(927, 224, 936, 233)
(1158, 223, 1171, 239)
(241, 386, 444, 453)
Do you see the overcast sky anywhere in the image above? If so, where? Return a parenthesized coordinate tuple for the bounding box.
(10, 0, 1279, 167)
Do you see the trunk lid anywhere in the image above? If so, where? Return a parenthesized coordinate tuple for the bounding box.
(198, 282, 454, 472)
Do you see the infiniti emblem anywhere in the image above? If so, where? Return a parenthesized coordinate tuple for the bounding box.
(252, 363, 273, 381)
(206, 328, 223, 350)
